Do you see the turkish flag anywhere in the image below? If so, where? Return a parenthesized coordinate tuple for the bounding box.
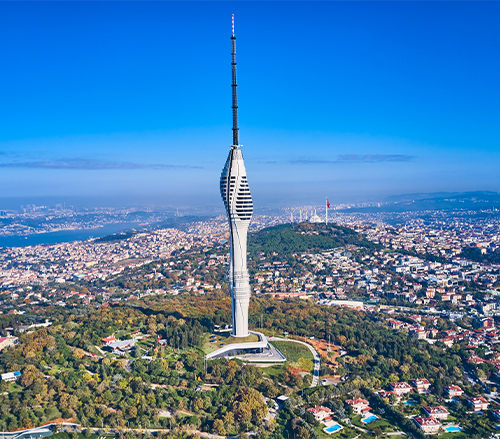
(326, 199, 331, 208)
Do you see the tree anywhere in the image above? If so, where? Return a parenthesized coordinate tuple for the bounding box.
(20, 365, 41, 387)
(126, 406, 138, 419)
(73, 348, 85, 359)
(213, 419, 226, 435)
(231, 387, 267, 427)
(193, 398, 204, 412)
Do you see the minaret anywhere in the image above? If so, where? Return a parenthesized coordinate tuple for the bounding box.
(220, 14, 253, 338)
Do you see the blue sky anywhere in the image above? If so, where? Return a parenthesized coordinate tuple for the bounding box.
(0, 1, 499, 208)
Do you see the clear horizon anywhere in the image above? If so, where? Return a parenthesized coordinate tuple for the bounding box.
(1, 1, 499, 206)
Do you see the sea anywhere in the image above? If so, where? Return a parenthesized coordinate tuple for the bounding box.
(0, 222, 138, 248)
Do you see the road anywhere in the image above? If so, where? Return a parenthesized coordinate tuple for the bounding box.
(269, 336, 321, 387)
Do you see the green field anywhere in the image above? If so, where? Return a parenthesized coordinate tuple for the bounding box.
(438, 429, 469, 439)
(7, 382, 22, 394)
(270, 340, 313, 362)
(351, 414, 396, 433)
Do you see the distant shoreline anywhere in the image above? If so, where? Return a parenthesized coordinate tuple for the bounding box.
(0, 222, 138, 248)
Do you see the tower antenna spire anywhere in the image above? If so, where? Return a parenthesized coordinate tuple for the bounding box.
(231, 14, 239, 146)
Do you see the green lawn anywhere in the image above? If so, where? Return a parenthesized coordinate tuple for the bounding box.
(438, 430, 469, 439)
(365, 418, 394, 432)
(260, 341, 314, 385)
(136, 339, 154, 349)
(7, 381, 22, 393)
(351, 414, 396, 434)
(270, 341, 313, 363)
(260, 364, 283, 380)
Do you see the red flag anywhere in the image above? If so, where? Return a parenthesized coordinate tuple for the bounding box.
(326, 199, 331, 208)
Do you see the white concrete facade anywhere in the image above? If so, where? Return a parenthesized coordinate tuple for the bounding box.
(220, 146, 253, 337)
(206, 331, 268, 360)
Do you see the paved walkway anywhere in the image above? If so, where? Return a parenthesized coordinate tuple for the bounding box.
(269, 336, 321, 387)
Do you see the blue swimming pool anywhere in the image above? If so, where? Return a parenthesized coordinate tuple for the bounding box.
(404, 400, 417, 405)
(362, 415, 379, 424)
(445, 426, 462, 432)
(324, 424, 342, 434)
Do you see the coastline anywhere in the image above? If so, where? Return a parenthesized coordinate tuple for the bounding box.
(0, 222, 139, 248)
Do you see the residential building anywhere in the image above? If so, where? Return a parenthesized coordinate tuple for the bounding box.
(390, 382, 412, 395)
(413, 416, 442, 434)
(411, 378, 431, 393)
(423, 406, 449, 420)
(467, 396, 489, 412)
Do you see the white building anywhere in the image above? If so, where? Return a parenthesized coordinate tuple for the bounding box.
(0, 336, 18, 352)
(1, 371, 21, 382)
(414, 416, 441, 434)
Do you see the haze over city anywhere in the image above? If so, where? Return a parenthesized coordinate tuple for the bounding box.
(1, 1, 499, 209)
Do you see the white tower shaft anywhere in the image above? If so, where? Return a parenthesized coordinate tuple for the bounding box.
(220, 15, 253, 338)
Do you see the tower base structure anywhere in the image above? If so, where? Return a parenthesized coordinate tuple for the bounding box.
(205, 331, 286, 363)
(231, 294, 250, 338)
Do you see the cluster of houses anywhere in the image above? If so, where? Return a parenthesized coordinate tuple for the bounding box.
(412, 399, 493, 434)
(379, 381, 489, 409)
(306, 399, 383, 435)
(0, 224, 223, 287)
(308, 386, 496, 437)
(378, 379, 431, 397)
(374, 380, 496, 434)
(386, 315, 498, 347)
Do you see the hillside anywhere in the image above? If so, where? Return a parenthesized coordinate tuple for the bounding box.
(248, 222, 380, 255)
(340, 191, 500, 213)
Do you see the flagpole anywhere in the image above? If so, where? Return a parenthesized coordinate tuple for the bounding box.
(325, 198, 328, 225)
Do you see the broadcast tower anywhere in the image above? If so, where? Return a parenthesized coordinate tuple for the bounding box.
(220, 15, 253, 338)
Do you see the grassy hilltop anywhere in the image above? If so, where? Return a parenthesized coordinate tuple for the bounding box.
(248, 222, 380, 256)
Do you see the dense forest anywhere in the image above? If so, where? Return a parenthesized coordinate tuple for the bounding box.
(460, 246, 500, 264)
(0, 304, 270, 437)
(248, 223, 381, 256)
(0, 295, 493, 438)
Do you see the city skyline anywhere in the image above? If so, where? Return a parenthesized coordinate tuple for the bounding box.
(0, 1, 499, 206)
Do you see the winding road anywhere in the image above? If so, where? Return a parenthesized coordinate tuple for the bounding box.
(269, 336, 321, 387)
